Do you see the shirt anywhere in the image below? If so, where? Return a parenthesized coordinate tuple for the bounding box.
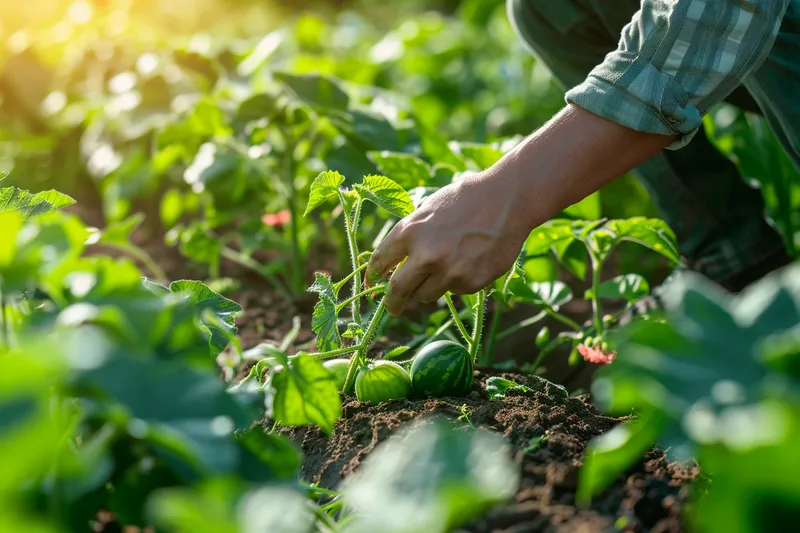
(565, 0, 791, 149)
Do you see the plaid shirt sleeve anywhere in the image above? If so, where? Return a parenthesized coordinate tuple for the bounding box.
(565, 0, 789, 149)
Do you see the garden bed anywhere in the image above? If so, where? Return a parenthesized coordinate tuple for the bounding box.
(127, 224, 697, 533)
(272, 370, 697, 533)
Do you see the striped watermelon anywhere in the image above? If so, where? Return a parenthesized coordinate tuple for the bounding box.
(410, 340, 473, 397)
(323, 358, 351, 391)
(355, 360, 412, 404)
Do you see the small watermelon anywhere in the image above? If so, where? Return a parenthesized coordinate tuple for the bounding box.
(355, 360, 412, 404)
(410, 340, 473, 397)
(323, 358, 351, 390)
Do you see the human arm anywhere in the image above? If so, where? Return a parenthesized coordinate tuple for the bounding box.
(366, 0, 791, 316)
(366, 103, 675, 316)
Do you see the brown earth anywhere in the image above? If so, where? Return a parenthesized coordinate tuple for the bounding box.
(273, 371, 697, 533)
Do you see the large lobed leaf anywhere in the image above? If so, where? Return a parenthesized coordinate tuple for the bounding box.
(270, 354, 342, 435)
(274, 71, 349, 111)
(304, 170, 345, 215)
(141, 279, 243, 358)
(580, 264, 800, 502)
(354, 174, 414, 217)
(308, 272, 340, 352)
(368, 151, 432, 189)
(0, 186, 75, 219)
(342, 417, 519, 533)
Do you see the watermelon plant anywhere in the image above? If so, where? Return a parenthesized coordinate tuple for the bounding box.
(477, 216, 681, 370)
(236, 169, 490, 408)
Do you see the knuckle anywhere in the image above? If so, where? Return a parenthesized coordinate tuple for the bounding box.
(416, 247, 444, 269)
(387, 277, 409, 298)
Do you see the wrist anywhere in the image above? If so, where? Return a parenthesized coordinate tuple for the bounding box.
(484, 104, 674, 232)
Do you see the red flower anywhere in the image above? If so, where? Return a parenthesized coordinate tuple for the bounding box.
(262, 210, 291, 227)
(578, 343, 616, 365)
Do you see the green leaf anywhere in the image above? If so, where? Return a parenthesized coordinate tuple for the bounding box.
(485, 377, 530, 400)
(525, 221, 574, 257)
(552, 238, 588, 280)
(585, 229, 616, 261)
(577, 412, 664, 504)
(148, 479, 241, 533)
(0, 212, 23, 268)
(85, 213, 144, 248)
(354, 175, 414, 217)
(169, 280, 244, 357)
(589, 274, 650, 301)
(454, 143, 505, 170)
(238, 30, 285, 76)
(160, 189, 185, 229)
(80, 357, 255, 477)
(605, 218, 680, 263)
(594, 268, 800, 467)
(0, 186, 76, 219)
(271, 354, 342, 435)
(305, 170, 345, 215)
(509, 280, 573, 310)
(342, 418, 519, 533)
(235, 93, 278, 125)
(367, 152, 432, 189)
(274, 72, 349, 110)
(563, 191, 602, 220)
(309, 273, 340, 351)
(383, 345, 412, 362)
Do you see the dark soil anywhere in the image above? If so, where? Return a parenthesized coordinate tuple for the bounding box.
(274, 371, 697, 533)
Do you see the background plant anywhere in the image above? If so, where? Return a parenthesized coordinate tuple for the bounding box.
(579, 264, 800, 532)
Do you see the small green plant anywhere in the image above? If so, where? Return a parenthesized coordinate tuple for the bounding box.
(480, 217, 681, 369)
(262, 169, 491, 405)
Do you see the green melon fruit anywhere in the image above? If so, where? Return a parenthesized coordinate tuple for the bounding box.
(323, 358, 351, 390)
(355, 360, 412, 404)
(410, 340, 473, 397)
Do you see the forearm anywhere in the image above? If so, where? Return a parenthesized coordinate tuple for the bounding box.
(482, 103, 674, 233)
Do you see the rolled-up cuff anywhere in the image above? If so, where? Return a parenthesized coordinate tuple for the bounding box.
(565, 66, 703, 150)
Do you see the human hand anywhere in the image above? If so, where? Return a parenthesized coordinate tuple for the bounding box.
(365, 172, 531, 316)
(365, 104, 675, 316)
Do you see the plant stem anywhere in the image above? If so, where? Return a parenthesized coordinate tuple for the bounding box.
(482, 303, 502, 365)
(407, 317, 457, 351)
(496, 311, 547, 341)
(335, 285, 385, 313)
(112, 244, 168, 284)
(306, 345, 361, 360)
(339, 193, 363, 330)
(221, 247, 292, 299)
(283, 133, 304, 295)
(544, 308, 583, 332)
(469, 290, 487, 363)
(444, 293, 471, 347)
(590, 255, 604, 335)
(342, 297, 387, 394)
(333, 262, 368, 293)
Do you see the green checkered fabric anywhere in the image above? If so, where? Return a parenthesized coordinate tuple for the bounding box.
(507, 0, 799, 285)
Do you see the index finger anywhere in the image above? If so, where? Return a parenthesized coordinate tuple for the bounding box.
(365, 222, 409, 288)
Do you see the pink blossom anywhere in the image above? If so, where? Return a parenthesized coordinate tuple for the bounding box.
(262, 210, 291, 227)
(578, 343, 616, 365)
